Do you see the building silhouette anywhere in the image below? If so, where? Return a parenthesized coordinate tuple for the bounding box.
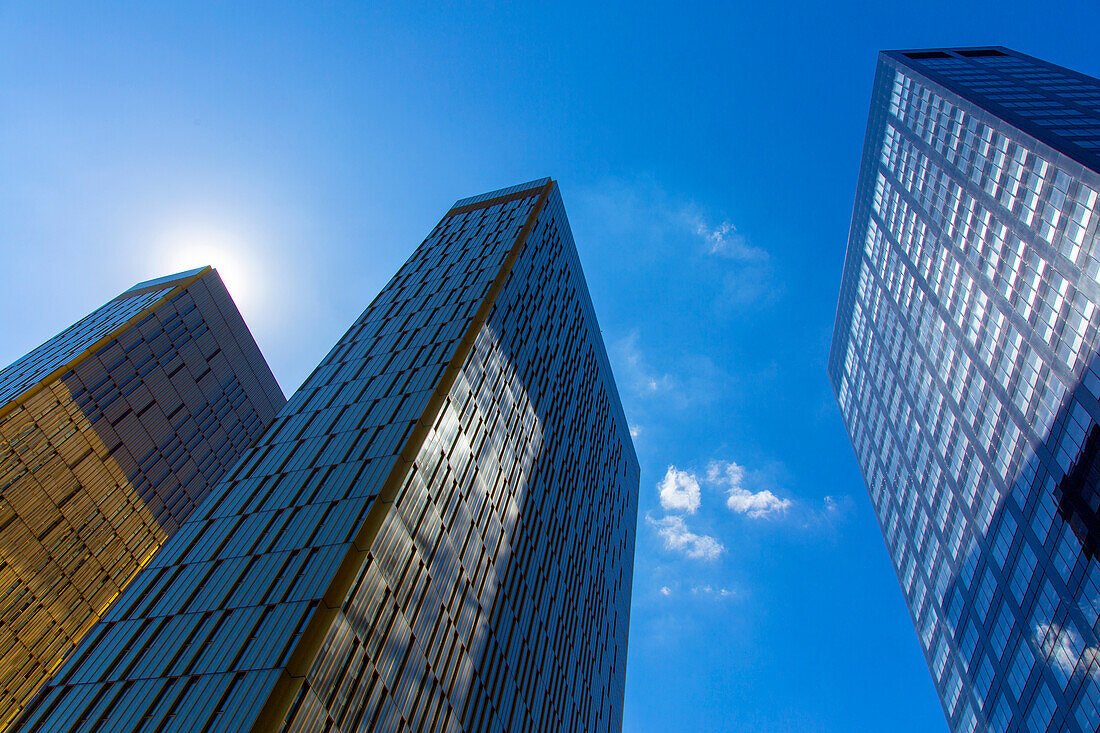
(17, 179, 638, 732)
(830, 47, 1100, 731)
(0, 266, 283, 727)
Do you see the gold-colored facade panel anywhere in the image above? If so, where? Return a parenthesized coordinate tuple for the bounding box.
(11, 183, 634, 733)
(0, 378, 167, 729)
(0, 268, 285, 731)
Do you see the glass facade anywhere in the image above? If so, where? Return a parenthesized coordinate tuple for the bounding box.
(0, 267, 284, 728)
(17, 178, 638, 732)
(830, 48, 1100, 732)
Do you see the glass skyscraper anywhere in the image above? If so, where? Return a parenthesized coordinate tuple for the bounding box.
(0, 267, 284, 728)
(16, 178, 638, 732)
(830, 48, 1100, 731)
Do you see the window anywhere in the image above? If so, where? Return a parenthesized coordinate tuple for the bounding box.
(959, 49, 1008, 58)
(906, 51, 952, 60)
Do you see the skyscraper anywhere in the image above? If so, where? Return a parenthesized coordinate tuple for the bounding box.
(829, 48, 1100, 732)
(17, 178, 638, 732)
(0, 266, 284, 728)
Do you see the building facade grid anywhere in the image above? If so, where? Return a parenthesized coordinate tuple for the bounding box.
(283, 184, 635, 733)
(0, 268, 283, 728)
(17, 179, 636, 733)
(830, 48, 1100, 733)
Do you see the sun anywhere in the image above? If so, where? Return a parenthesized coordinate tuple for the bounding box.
(150, 224, 265, 315)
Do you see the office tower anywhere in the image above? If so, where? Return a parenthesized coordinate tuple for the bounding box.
(17, 178, 638, 732)
(0, 266, 284, 728)
(829, 47, 1100, 732)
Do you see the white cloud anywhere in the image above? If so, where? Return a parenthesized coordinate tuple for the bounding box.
(708, 460, 791, 519)
(707, 460, 745, 490)
(691, 584, 733, 598)
(658, 465, 701, 514)
(695, 220, 767, 262)
(659, 586, 672, 596)
(647, 515, 724, 560)
(727, 489, 790, 519)
(629, 426, 641, 438)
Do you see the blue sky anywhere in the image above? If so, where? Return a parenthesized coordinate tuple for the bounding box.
(3, 3, 1100, 731)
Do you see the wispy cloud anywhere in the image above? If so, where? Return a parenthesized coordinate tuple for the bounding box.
(690, 211, 781, 308)
(798, 493, 855, 531)
(707, 460, 791, 519)
(647, 515, 724, 560)
(646, 581, 734, 598)
(575, 178, 780, 309)
(616, 331, 674, 395)
(823, 495, 843, 515)
(719, 266, 781, 308)
(691, 584, 734, 598)
(692, 212, 779, 307)
(658, 465, 701, 513)
(610, 331, 728, 410)
(694, 219, 767, 262)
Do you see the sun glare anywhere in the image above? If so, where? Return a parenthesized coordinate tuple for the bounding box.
(151, 225, 266, 315)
